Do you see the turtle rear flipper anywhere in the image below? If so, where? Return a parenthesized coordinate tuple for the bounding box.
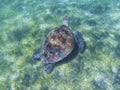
(44, 63, 55, 74)
(74, 31, 86, 53)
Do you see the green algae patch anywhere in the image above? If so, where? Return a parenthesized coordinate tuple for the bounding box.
(0, 0, 120, 90)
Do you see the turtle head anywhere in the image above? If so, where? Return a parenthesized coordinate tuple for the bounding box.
(63, 16, 69, 26)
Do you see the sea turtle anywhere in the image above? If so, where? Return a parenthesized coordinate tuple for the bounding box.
(32, 17, 85, 74)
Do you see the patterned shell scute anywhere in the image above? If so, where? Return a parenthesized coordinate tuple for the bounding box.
(43, 25, 75, 63)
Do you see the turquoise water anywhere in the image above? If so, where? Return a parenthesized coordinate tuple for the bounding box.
(0, 0, 120, 90)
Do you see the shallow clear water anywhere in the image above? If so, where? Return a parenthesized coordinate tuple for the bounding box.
(0, 0, 120, 90)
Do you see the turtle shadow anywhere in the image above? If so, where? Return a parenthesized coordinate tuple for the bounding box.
(55, 41, 86, 67)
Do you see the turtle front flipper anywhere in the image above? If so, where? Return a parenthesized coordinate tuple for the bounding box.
(32, 47, 42, 60)
(32, 52, 41, 60)
(73, 31, 86, 53)
(44, 63, 55, 74)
